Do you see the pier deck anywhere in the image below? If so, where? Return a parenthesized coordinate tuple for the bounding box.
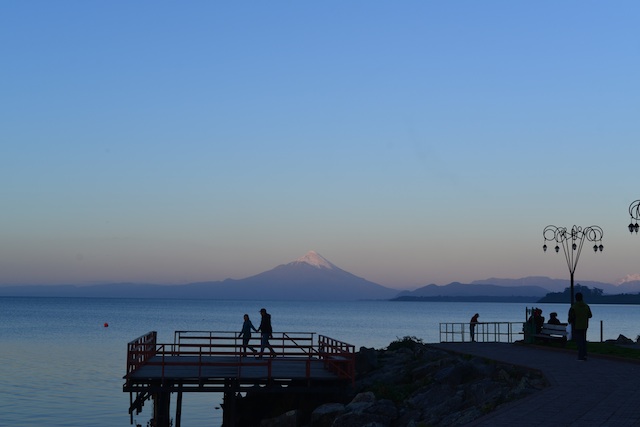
(125, 355, 344, 390)
(123, 331, 355, 426)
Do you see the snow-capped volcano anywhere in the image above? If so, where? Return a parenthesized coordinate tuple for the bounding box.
(186, 250, 398, 300)
(293, 251, 335, 269)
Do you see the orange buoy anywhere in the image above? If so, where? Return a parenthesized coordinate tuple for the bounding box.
(104, 322, 109, 327)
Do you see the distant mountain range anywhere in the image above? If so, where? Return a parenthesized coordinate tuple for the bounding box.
(469, 276, 640, 295)
(0, 251, 399, 301)
(393, 276, 640, 303)
(2, 251, 640, 301)
(392, 282, 548, 303)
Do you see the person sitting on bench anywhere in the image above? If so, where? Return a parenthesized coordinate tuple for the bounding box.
(547, 312, 561, 325)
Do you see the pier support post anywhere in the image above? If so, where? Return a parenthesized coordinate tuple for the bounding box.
(152, 390, 171, 427)
(175, 391, 182, 427)
(222, 379, 239, 427)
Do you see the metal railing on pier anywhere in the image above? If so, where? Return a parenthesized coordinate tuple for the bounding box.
(172, 330, 317, 356)
(439, 321, 524, 343)
(125, 330, 355, 385)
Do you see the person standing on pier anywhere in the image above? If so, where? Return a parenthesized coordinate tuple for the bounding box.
(470, 313, 479, 342)
(568, 292, 592, 361)
(258, 308, 276, 358)
(240, 314, 258, 357)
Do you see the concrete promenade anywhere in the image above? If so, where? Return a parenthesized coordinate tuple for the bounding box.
(433, 342, 640, 427)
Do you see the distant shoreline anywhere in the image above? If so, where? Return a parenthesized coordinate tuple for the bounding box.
(394, 294, 640, 304)
(390, 296, 539, 303)
(537, 293, 640, 304)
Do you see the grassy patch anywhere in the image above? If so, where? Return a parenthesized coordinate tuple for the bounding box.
(582, 342, 640, 360)
(537, 341, 640, 361)
(369, 379, 426, 403)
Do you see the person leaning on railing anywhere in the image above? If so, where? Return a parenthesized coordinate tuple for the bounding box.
(470, 313, 479, 342)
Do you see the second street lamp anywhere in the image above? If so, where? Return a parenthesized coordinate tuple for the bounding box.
(542, 225, 604, 304)
(628, 200, 640, 234)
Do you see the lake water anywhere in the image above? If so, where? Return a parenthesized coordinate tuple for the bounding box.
(1, 297, 638, 426)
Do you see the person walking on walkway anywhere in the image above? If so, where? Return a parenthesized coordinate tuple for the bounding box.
(239, 314, 258, 357)
(470, 313, 480, 342)
(258, 308, 276, 358)
(568, 292, 592, 361)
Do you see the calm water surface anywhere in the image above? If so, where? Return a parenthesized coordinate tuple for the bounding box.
(1, 297, 638, 426)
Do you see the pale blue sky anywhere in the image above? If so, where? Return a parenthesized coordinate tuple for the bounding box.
(1, 2, 639, 289)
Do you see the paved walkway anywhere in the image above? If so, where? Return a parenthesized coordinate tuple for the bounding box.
(432, 342, 640, 427)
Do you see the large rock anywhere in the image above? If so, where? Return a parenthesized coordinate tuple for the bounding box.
(616, 334, 634, 345)
(310, 403, 345, 427)
(260, 409, 297, 427)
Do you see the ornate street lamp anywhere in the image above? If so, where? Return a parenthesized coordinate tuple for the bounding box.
(543, 225, 604, 304)
(628, 200, 640, 234)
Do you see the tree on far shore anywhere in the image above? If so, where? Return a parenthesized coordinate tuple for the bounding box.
(537, 284, 640, 304)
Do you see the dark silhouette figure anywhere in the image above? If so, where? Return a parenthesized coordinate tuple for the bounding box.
(470, 313, 479, 342)
(547, 312, 561, 325)
(569, 292, 592, 361)
(528, 308, 545, 334)
(239, 313, 257, 357)
(257, 308, 275, 358)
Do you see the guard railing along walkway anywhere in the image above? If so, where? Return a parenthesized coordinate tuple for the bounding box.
(439, 321, 524, 343)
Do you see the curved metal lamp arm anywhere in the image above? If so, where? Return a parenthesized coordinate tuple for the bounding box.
(542, 224, 604, 304)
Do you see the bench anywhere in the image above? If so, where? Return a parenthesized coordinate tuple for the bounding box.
(532, 323, 569, 345)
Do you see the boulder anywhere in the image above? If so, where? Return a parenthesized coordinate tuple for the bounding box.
(332, 411, 390, 427)
(310, 403, 345, 427)
(260, 409, 297, 427)
(350, 391, 376, 404)
(616, 334, 634, 345)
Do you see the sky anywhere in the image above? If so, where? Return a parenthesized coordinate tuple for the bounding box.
(1, 2, 639, 290)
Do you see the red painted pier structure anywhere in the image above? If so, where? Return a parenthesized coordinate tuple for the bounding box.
(123, 331, 356, 427)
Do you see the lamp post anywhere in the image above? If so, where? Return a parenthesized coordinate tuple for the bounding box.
(543, 225, 604, 304)
(628, 200, 640, 234)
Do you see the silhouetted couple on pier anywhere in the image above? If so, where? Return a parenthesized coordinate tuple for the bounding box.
(240, 308, 276, 358)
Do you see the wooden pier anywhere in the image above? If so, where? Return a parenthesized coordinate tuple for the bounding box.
(123, 331, 355, 426)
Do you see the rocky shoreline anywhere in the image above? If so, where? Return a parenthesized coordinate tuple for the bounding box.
(242, 337, 547, 427)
